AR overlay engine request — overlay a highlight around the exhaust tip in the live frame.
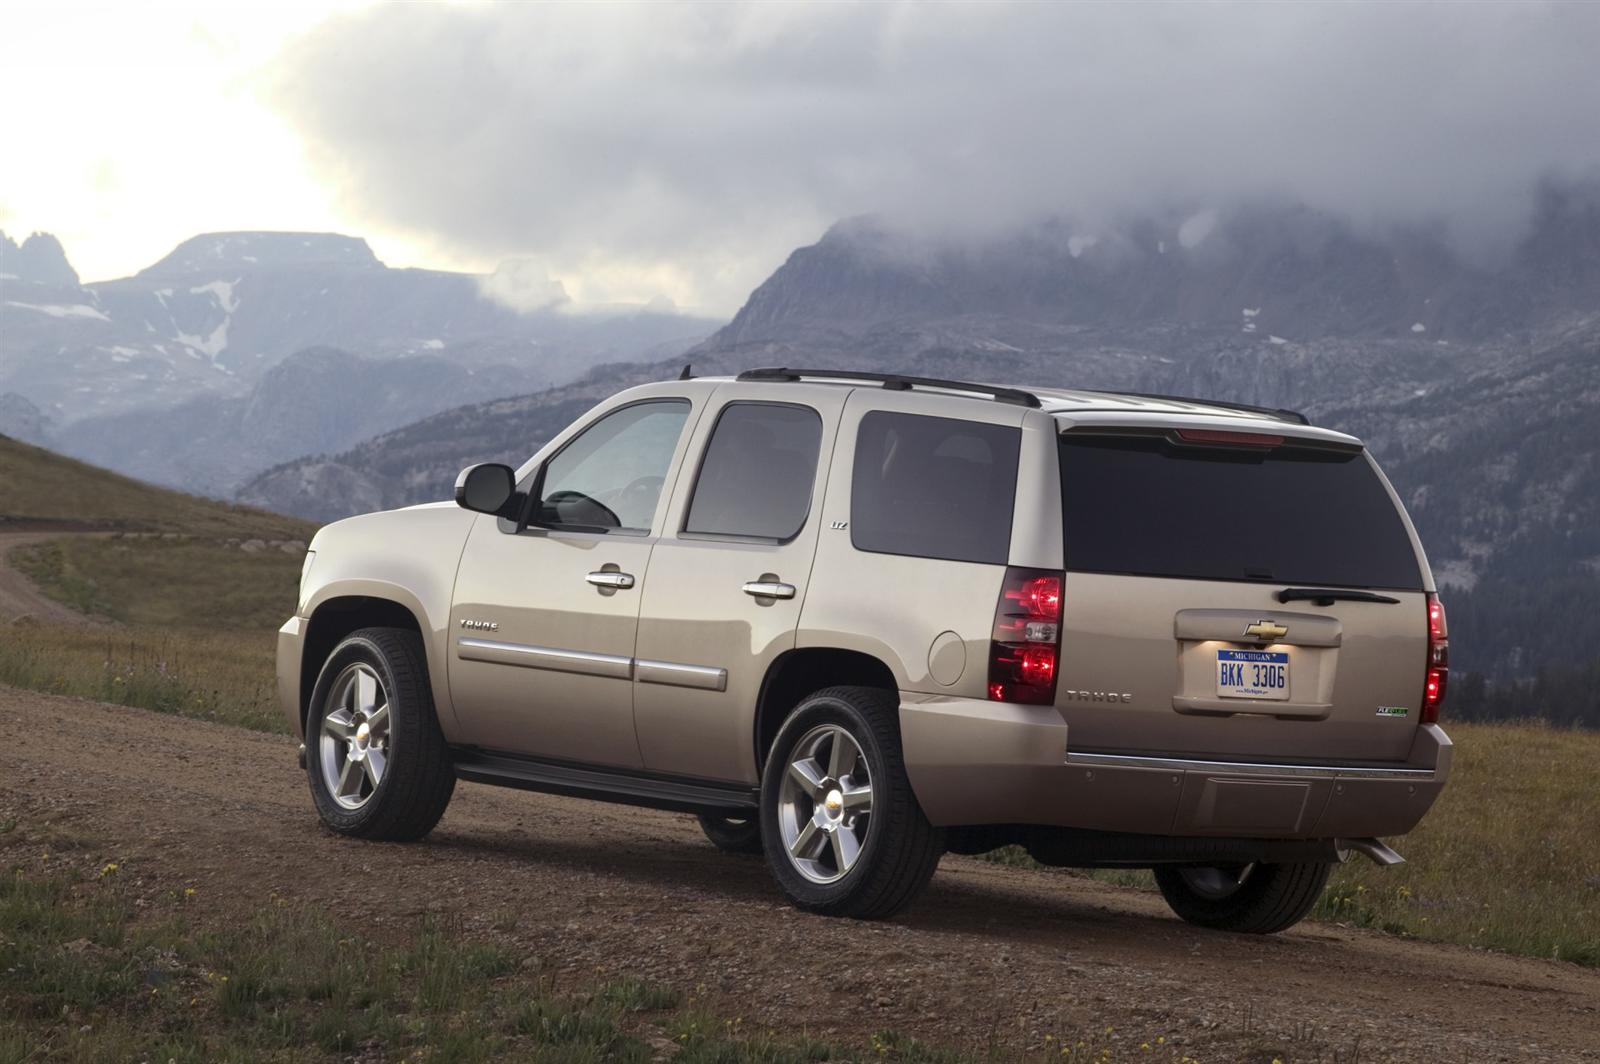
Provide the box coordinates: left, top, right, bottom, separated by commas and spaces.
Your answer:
1341, 837, 1405, 866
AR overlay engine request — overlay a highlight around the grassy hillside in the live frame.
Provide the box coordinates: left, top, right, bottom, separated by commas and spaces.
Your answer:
1, 435, 315, 731
3, 437, 1597, 972
0, 434, 314, 538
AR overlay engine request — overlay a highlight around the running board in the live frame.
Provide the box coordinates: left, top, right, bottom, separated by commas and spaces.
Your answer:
451, 748, 759, 816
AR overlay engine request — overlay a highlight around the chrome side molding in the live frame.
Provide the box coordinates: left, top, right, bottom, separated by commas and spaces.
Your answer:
456, 637, 726, 691
635, 658, 728, 692
457, 637, 634, 680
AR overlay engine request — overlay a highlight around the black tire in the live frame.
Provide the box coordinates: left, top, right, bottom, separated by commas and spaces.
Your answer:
1153, 861, 1332, 934
759, 686, 943, 919
306, 627, 455, 841
697, 814, 763, 855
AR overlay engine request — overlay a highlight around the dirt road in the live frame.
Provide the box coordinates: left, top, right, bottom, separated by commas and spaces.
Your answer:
2, 688, 1596, 1061
0, 532, 96, 625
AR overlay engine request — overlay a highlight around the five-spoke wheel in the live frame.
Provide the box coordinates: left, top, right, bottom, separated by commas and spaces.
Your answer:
760, 686, 942, 918
306, 627, 455, 840
777, 724, 874, 883
319, 662, 391, 810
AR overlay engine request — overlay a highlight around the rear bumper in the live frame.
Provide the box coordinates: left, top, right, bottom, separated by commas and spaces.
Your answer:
277, 615, 306, 741
899, 693, 1451, 839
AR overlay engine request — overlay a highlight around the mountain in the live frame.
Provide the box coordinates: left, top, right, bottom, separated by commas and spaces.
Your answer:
0, 393, 51, 446
0, 231, 79, 287
0, 229, 715, 489
55, 347, 535, 496
241, 182, 1600, 707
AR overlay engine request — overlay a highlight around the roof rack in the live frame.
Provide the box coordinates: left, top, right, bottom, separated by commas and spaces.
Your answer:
735, 367, 1042, 408
1109, 390, 1311, 426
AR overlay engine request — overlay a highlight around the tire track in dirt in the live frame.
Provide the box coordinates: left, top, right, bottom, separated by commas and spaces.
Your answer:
2, 687, 1596, 1061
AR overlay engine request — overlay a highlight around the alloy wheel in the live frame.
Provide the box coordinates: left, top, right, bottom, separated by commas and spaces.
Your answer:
318, 663, 391, 810
776, 723, 874, 884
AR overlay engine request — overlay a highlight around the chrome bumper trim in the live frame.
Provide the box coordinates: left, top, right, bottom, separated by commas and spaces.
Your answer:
1065, 751, 1436, 781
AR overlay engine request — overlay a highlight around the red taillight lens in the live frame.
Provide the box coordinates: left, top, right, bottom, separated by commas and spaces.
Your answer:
1011, 574, 1062, 621
1422, 592, 1448, 723
988, 567, 1064, 704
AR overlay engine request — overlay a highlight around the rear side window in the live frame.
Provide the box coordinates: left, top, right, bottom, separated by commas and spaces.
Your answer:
685, 402, 823, 540
1058, 435, 1423, 589
852, 411, 1020, 564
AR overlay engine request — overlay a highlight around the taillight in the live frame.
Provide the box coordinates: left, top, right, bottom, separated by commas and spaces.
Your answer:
1174, 428, 1284, 448
988, 568, 1064, 704
1422, 592, 1448, 723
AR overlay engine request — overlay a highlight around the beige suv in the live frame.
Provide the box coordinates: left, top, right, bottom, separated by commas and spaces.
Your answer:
278, 368, 1451, 932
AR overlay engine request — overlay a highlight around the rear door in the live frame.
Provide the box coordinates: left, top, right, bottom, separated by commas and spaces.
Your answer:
1054, 425, 1431, 764
632, 387, 845, 783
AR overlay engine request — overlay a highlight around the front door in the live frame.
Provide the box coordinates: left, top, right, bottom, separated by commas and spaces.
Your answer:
633, 388, 844, 783
449, 397, 696, 766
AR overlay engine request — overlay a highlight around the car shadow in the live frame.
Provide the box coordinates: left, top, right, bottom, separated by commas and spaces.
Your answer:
414, 818, 1282, 955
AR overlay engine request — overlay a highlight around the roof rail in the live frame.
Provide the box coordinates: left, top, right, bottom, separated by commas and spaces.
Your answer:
1110, 390, 1311, 426
735, 367, 1042, 408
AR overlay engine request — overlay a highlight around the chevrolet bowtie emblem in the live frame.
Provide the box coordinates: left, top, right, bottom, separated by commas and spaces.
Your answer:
1244, 619, 1289, 640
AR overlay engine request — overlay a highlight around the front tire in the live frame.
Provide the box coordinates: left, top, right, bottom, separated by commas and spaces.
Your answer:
760, 686, 943, 919
306, 627, 455, 841
1153, 861, 1332, 934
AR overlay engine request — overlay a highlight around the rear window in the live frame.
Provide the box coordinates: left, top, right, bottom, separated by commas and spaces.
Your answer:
852, 411, 1020, 565
1058, 434, 1422, 590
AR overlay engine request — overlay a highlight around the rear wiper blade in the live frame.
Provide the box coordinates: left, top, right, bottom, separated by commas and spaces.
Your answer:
1277, 588, 1402, 606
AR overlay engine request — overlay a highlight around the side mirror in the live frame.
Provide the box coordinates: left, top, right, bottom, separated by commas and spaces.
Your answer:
455, 463, 517, 516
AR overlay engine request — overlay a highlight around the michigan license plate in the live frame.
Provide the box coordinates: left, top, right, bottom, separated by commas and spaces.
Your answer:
1217, 649, 1290, 700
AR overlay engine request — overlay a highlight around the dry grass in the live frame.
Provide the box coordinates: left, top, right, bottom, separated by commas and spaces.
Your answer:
0, 435, 314, 539
0, 625, 284, 734
1312, 720, 1600, 965
14, 535, 303, 631
0, 533, 305, 735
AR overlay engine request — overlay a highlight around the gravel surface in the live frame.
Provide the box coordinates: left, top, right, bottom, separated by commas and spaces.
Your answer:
2, 686, 1597, 1061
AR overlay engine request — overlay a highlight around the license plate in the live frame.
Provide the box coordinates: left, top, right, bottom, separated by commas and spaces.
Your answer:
1216, 649, 1290, 700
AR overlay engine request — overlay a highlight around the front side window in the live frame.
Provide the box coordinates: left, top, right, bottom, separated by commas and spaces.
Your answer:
850, 411, 1021, 564
535, 400, 690, 532
685, 402, 823, 541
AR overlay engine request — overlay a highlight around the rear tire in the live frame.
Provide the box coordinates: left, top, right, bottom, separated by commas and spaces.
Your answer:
760, 686, 943, 919
697, 814, 763, 855
1154, 861, 1332, 934
306, 627, 455, 841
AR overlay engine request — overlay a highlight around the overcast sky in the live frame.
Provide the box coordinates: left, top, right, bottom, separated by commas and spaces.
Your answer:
4, 1, 1598, 315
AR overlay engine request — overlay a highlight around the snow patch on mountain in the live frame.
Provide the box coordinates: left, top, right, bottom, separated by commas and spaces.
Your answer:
3, 300, 109, 320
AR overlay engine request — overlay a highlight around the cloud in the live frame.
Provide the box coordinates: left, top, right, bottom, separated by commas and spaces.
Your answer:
266, 1, 1600, 315
478, 258, 569, 313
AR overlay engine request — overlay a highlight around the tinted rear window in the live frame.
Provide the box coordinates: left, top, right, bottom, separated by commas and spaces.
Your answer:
852, 411, 1020, 565
1058, 435, 1422, 590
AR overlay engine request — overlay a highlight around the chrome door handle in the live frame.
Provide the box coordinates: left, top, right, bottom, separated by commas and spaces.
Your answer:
742, 580, 796, 600
586, 570, 636, 590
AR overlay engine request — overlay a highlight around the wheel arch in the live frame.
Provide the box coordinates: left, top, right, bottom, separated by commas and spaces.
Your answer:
753, 647, 898, 775
301, 593, 434, 734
